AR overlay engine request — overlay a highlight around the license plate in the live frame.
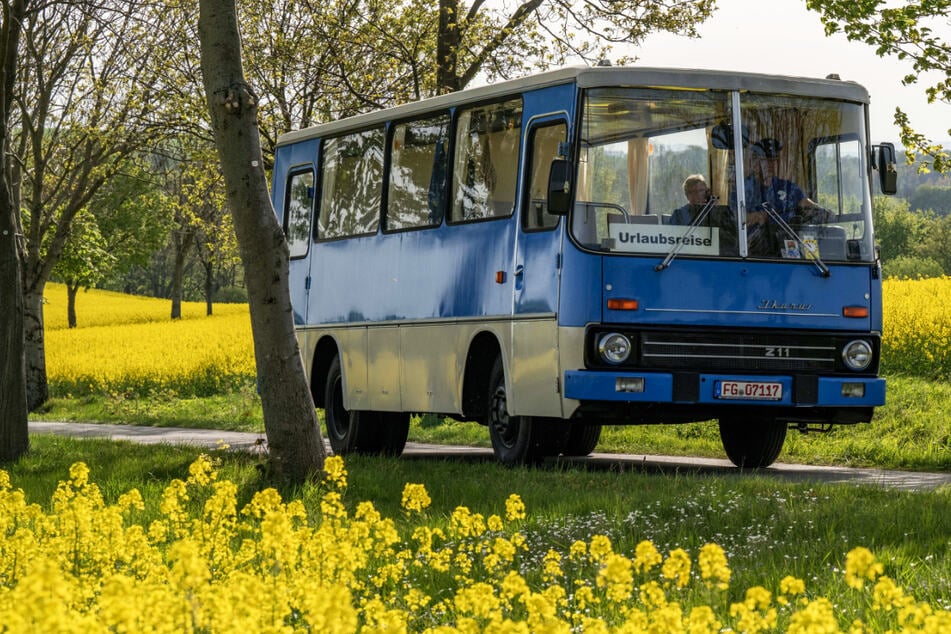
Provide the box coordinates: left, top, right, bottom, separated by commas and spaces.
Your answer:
715, 380, 783, 401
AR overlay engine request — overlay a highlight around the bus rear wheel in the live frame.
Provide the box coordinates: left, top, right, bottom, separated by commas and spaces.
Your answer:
324, 356, 408, 456
718, 417, 787, 468
369, 412, 410, 456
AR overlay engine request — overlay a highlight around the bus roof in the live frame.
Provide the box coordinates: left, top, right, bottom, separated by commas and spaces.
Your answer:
275, 66, 870, 146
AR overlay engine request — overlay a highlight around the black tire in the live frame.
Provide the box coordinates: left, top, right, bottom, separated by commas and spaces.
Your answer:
373, 412, 410, 456
562, 423, 602, 457
718, 417, 787, 468
486, 357, 566, 465
323, 356, 372, 455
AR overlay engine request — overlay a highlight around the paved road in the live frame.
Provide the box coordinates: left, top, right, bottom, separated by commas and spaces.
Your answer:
29, 421, 951, 492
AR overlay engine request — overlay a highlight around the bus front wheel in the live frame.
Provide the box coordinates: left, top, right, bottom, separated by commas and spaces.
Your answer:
486, 357, 566, 465
718, 417, 787, 468
562, 423, 602, 457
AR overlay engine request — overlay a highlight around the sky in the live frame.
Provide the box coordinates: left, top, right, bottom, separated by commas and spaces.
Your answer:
625, 0, 949, 145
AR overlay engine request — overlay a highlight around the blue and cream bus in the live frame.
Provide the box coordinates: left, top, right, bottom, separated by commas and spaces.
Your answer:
272, 66, 896, 467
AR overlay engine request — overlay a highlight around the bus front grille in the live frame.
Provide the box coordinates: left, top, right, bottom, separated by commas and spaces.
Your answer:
639, 331, 838, 373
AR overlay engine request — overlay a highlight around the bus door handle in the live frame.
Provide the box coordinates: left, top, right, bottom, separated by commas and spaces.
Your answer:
514, 264, 524, 291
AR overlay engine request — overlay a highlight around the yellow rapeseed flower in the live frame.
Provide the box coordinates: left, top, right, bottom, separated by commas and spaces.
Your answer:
504, 494, 526, 522
845, 546, 884, 589
323, 455, 348, 489
786, 597, 838, 633
687, 605, 722, 634
698, 543, 731, 590
0, 459, 948, 633
401, 483, 432, 514
633, 539, 663, 573
588, 534, 613, 562
662, 548, 692, 589
596, 553, 633, 603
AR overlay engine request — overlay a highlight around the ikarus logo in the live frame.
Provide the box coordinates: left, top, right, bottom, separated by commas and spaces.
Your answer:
757, 299, 814, 311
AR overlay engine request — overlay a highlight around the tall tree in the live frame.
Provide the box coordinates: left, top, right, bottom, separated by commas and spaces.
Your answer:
198, 0, 325, 480
14, 0, 167, 408
807, 0, 951, 173
231, 0, 717, 162
0, 0, 29, 462
53, 209, 115, 328
79, 159, 175, 298
431, 0, 716, 94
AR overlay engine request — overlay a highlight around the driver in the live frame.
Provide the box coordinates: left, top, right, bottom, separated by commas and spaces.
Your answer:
742, 138, 826, 227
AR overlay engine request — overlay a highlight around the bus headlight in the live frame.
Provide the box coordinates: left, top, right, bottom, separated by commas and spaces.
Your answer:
842, 340, 873, 371
598, 333, 632, 365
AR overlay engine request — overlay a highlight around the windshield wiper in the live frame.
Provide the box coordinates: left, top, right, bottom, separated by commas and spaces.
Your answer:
758, 203, 830, 277
655, 196, 719, 272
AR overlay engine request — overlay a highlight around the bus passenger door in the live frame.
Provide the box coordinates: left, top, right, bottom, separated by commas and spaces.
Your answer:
511, 117, 568, 417
281, 164, 318, 326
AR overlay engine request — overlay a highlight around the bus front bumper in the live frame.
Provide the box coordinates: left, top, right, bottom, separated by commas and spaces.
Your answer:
563, 371, 885, 408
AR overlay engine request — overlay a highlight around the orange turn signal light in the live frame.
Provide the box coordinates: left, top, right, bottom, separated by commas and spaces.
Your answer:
495, 271, 506, 284
607, 298, 639, 311
842, 306, 869, 318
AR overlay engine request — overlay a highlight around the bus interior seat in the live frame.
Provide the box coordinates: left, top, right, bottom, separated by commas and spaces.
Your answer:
815, 225, 847, 260
573, 202, 599, 245
491, 200, 515, 217
628, 215, 660, 225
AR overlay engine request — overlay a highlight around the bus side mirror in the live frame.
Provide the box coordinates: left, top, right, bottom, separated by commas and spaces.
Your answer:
547, 159, 572, 215
874, 142, 898, 195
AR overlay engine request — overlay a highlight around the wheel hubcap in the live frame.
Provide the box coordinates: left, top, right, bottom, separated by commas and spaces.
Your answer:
329, 377, 349, 440
490, 384, 517, 448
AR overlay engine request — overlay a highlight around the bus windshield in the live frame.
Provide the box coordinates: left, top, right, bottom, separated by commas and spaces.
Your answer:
572, 87, 875, 263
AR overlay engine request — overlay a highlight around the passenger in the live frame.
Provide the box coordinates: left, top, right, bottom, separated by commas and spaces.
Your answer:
669, 174, 710, 225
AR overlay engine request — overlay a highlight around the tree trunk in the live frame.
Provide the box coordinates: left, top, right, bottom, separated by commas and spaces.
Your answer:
66, 279, 79, 328
436, 0, 461, 94
169, 232, 191, 319
0, 183, 29, 461
204, 259, 214, 316
1, 0, 30, 460
23, 286, 48, 410
197, 0, 325, 481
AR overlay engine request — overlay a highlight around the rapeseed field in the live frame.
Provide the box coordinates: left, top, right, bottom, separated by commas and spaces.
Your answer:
881, 277, 951, 379
1, 455, 947, 632
42, 277, 951, 398
44, 283, 255, 397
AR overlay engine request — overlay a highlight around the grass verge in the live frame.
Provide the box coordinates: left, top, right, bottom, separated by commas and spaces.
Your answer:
31, 375, 951, 471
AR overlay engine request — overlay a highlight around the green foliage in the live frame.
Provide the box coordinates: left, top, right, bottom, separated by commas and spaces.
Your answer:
873, 196, 951, 274
909, 185, 951, 215
214, 286, 248, 303
884, 255, 945, 279
807, 0, 951, 172
917, 213, 951, 273
873, 196, 923, 261
53, 211, 116, 290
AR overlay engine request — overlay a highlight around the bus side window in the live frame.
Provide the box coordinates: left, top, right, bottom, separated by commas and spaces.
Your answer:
387, 113, 450, 230
524, 122, 567, 230
284, 169, 314, 258
450, 98, 522, 222
318, 128, 384, 240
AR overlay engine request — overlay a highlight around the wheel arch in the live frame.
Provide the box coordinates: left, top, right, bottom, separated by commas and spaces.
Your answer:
461, 330, 503, 421
311, 335, 340, 408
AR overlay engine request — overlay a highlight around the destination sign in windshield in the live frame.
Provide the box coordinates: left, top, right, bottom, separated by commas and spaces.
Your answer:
608, 224, 720, 256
